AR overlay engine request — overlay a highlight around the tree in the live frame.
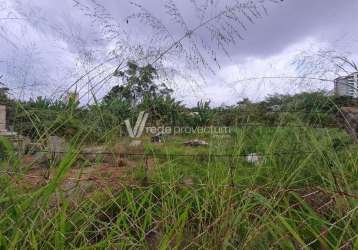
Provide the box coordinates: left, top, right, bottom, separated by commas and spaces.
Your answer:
104, 61, 172, 106
103, 61, 183, 126
191, 100, 212, 127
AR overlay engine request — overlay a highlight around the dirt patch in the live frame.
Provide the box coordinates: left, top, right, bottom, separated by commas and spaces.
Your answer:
294, 188, 335, 217
12, 164, 137, 200
12, 168, 50, 188
14, 146, 147, 193
60, 164, 130, 193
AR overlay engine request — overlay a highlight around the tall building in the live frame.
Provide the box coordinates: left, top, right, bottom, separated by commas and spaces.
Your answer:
334, 72, 358, 98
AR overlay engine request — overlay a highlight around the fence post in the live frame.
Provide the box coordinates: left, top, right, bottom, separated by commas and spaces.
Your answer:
229, 157, 235, 187
143, 154, 149, 185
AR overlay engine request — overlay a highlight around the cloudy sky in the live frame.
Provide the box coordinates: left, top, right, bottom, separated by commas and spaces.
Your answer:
0, 0, 357, 106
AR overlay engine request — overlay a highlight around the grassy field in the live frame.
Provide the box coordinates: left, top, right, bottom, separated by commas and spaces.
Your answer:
1, 126, 358, 249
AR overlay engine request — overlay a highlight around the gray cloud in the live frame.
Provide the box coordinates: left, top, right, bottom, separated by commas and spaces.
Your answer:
0, 0, 357, 103
227, 0, 358, 59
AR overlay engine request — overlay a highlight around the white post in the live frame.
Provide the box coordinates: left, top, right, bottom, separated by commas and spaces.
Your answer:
0, 105, 6, 132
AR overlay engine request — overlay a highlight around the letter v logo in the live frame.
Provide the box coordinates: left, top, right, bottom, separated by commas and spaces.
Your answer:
125, 111, 149, 138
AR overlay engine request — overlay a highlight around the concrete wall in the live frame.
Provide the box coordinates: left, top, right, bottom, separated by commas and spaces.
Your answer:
0, 105, 6, 131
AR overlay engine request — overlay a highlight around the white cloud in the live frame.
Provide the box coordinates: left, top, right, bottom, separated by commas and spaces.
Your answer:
180, 38, 339, 106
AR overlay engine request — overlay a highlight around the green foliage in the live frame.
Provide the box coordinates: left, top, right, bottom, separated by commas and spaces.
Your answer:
187, 100, 212, 127
1, 127, 358, 249
105, 61, 171, 106
5, 62, 357, 143
100, 99, 131, 126
103, 61, 183, 128
140, 95, 184, 126
209, 92, 350, 128
0, 137, 13, 162
8, 89, 355, 142
13, 96, 80, 139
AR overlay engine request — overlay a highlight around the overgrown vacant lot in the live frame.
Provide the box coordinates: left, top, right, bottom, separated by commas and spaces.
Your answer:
1, 0, 357, 249
1, 127, 358, 249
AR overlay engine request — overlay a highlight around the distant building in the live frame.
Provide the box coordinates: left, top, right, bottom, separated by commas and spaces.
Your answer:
334, 72, 358, 98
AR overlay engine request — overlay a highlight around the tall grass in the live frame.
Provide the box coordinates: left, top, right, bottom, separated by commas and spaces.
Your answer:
1, 124, 358, 249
